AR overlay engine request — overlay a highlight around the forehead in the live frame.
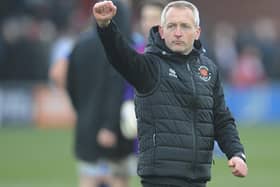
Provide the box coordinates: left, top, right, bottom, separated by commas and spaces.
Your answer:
165, 6, 195, 24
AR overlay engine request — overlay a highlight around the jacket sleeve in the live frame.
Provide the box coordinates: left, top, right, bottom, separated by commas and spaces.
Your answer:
96, 21, 158, 93
100, 0, 129, 131
213, 71, 245, 160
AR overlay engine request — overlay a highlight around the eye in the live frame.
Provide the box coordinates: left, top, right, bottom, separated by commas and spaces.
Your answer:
167, 24, 176, 30
181, 24, 192, 30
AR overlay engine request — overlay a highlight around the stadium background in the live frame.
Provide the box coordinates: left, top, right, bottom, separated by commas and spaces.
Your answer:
0, 0, 279, 186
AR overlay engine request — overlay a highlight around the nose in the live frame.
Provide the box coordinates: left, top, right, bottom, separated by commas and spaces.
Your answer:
174, 26, 182, 37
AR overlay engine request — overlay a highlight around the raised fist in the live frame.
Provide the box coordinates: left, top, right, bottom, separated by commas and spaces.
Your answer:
93, 1, 117, 28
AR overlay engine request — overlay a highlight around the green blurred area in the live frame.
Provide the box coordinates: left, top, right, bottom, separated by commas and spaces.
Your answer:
0, 126, 279, 187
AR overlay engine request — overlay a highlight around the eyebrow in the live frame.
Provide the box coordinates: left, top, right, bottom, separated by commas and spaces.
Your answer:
166, 22, 192, 26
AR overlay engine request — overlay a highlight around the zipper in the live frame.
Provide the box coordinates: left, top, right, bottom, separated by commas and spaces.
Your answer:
152, 131, 156, 167
187, 62, 198, 174
153, 133, 156, 146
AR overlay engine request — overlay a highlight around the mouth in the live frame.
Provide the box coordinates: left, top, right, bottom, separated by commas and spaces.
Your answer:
172, 41, 184, 45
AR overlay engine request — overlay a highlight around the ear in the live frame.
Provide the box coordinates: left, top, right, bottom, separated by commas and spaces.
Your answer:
159, 26, 164, 39
195, 26, 201, 40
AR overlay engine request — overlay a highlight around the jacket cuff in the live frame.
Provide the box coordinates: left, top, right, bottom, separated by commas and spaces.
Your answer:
233, 152, 246, 163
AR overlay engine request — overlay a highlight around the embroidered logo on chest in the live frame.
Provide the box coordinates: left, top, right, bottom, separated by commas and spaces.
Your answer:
168, 68, 178, 78
198, 65, 211, 81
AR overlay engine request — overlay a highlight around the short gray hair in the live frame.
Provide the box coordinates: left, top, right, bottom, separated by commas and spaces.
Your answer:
160, 1, 200, 27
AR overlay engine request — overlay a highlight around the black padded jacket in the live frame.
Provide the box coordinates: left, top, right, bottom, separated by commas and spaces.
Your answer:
97, 21, 245, 182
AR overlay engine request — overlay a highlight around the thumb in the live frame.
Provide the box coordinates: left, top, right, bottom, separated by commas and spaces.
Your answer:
228, 159, 235, 167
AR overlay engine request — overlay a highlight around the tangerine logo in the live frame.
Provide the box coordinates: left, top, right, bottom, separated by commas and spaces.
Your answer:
198, 65, 211, 81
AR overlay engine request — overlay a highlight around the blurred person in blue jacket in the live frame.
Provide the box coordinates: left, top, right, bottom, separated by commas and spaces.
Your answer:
62, 1, 135, 187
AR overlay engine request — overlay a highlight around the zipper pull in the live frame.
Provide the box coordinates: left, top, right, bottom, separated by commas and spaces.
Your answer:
153, 133, 156, 146
187, 63, 191, 71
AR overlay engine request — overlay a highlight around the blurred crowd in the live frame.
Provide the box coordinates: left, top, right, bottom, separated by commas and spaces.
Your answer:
0, 0, 87, 82
0, 0, 279, 87
209, 18, 280, 87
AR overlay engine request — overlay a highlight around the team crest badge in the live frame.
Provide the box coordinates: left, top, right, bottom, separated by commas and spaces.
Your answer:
198, 66, 211, 81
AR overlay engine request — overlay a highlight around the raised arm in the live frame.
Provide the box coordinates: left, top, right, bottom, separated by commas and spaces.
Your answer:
92, 1, 159, 93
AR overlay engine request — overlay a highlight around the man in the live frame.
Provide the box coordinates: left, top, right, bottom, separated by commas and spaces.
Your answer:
93, 1, 248, 187
66, 1, 134, 187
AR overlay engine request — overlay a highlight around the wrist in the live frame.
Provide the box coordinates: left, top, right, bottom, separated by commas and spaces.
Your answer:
98, 20, 111, 28
234, 152, 246, 163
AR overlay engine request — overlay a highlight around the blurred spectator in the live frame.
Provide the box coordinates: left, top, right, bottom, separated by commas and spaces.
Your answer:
230, 44, 267, 88
0, 16, 54, 82
49, 34, 75, 88
0, 0, 60, 82
132, 0, 168, 75
139, 0, 167, 40
212, 22, 238, 82
64, 1, 135, 187
253, 18, 280, 80
49, 5, 76, 88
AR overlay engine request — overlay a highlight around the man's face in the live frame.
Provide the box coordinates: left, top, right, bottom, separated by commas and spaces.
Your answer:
141, 5, 162, 39
159, 7, 201, 54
